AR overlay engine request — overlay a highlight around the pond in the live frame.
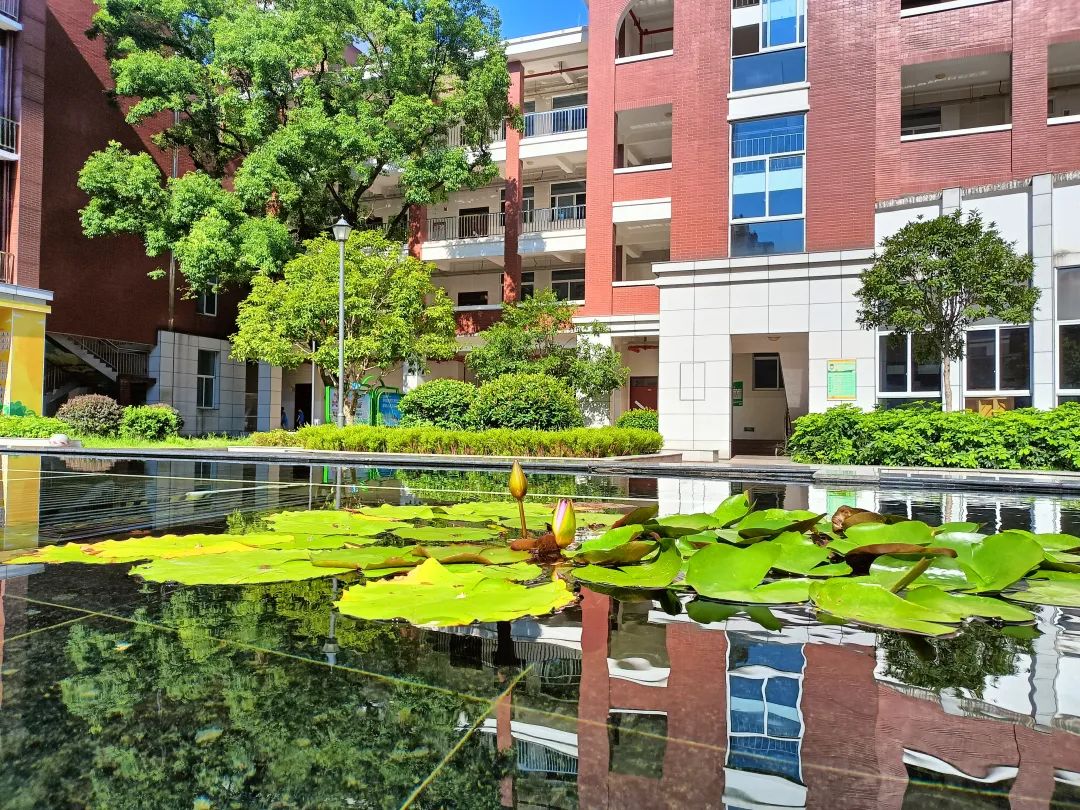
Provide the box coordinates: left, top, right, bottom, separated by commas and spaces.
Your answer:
0, 454, 1078, 809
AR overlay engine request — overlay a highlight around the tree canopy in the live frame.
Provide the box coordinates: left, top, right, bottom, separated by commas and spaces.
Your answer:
229, 229, 457, 420
77, 0, 514, 290
465, 290, 630, 403
856, 211, 1039, 410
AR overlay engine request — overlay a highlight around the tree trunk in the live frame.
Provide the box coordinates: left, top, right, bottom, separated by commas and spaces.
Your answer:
942, 355, 954, 412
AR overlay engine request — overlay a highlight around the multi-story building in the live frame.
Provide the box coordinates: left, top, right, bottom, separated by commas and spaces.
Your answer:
382, 0, 1080, 460
0, 0, 50, 419
31, 0, 1080, 455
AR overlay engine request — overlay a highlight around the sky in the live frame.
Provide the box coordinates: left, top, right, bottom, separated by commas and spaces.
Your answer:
493, 0, 588, 38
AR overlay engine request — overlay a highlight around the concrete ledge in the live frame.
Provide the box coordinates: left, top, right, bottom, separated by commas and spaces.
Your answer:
0, 437, 82, 450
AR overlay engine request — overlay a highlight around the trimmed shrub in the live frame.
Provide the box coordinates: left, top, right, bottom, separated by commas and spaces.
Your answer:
252, 424, 664, 458
56, 394, 124, 437
468, 373, 583, 431
398, 379, 477, 430
120, 404, 185, 441
616, 408, 659, 432
0, 414, 69, 438
787, 402, 1080, 471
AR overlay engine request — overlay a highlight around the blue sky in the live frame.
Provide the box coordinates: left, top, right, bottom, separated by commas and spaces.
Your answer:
494, 1, 588, 37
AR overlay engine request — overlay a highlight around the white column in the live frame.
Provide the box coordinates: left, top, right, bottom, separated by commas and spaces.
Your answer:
256, 363, 283, 432
402, 362, 424, 393
1032, 173, 1055, 409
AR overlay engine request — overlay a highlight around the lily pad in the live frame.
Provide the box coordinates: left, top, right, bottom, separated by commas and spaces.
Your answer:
354, 504, 436, 521
960, 532, 1045, 593
711, 492, 753, 527
310, 547, 422, 571
842, 521, 935, 548
437, 501, 552, 523
261, 534, 385, 550
1007, 579, 1080, 607
904, 586, 1034, 623
335, 559, 576, 626
686, 600, 782, 631
684, 542, 780, 597
735, 510, 824, 539
1032, 533, 1080, 552
131, 550, 353, 584
767, 533, 833, 576
8, 534, 284, 565
566, 525, 656, 564
612, 504, 660, 528
934, 522, 982, 534
391, 525, 504, 544
366, 561, 543, 582
266, 511, 409, 536
655, 513, 729, 535
808, 580, 957, 636
572, 541, 682, 589
412, 545, 530, 565
696, 579, 814, 605
868, 555, 974, 591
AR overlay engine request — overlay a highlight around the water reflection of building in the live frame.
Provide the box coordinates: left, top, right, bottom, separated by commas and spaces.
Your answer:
465, 590, 1080, 809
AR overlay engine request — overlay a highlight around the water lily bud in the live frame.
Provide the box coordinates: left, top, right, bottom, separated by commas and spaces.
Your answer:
552, 499, 577, 548
509, 461, 528, 500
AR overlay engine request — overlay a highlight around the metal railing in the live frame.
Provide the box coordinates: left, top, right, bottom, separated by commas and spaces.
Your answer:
0, 116, 17, 154
0, 0, 18, 22
446, 122, 506, 149
522, 205, 586, 233
428, 211, 505, 241
523, 105, 588, 138
515, 740, 579, 776
0, 250, 13, 284
52, 332, 153, 378
733, 0, 760, 7
732, 130, 804, 159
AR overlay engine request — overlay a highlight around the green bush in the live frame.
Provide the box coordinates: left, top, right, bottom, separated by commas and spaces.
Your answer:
56, 394, 124, 437
616, 408, 659, 432
121, 404, 185, 441
0, 414, 69, 438
398, 379, 477, 430
787, 402, 1080, 471
252, 424, 663, 458
468, 373, 583, 431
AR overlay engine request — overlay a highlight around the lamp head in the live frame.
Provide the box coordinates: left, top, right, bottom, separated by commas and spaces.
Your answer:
332, 216, 353, 243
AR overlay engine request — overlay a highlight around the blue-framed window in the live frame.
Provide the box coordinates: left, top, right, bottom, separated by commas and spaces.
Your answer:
732, 0, 806, 92
731, 114, 805, 256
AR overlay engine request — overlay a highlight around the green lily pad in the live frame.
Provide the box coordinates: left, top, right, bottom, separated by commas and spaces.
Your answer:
310, 547, 422, 571
808, 580, 957, 636
842, 521, 935, 548
735, 510, 824, 539
131, 550, 352, 584
960, 532, 1045, 593
437, 501, 552, 523
684, 542, 779, 596
1032, 533, 1080, 552
686, 600, 782, 631
354, 504, 436, 521
934, 522, 982, 535
391, 525, 504, 544
335, 559, 576, 626
696, 579, 814, 605
366, 561, 543, 582
904, 586, 1034, 623
412, 545, 530, 565
566, 525, 656, 564
261, 534, 385, 550
266, 511, 409, 537
1028, 570, 1080, 581
8, 534, 284, 565
612, 504, 660, 528
868, 555, 973, 591
767, 533, 832, 576
711, 492, 753, 527
674, 531, 722, 557
1007, 579, 1080, 607
572, 541, 682, 589
577, 511, 630, 528
655, 513, 729, 535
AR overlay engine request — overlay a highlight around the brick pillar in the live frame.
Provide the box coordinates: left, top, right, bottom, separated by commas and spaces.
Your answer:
502, 60, 525, 303
407, 204, 426, 260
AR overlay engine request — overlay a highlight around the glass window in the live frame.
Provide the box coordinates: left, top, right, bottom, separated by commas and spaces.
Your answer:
911, 334, 942, 393
521, 271, 535, 300
550, 181, 586, 220
1059, 266, 1080, 321
197, 350, 218, 409
732, 114, 805, 159
999, 327, 1030, 391
966, 329, 996, 390
753, 354, 782, 389
732, 160, 766, 219
878, 333, 942, 396
196, 287, 218, 317
1061, 324, 1080, 390
551, 268, 585, 302
731, 220, 805, 257
732, 48, 806, 93
457, 291, 488, 307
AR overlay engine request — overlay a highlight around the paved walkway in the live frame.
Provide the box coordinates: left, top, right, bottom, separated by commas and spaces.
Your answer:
12, 443, 1080, 496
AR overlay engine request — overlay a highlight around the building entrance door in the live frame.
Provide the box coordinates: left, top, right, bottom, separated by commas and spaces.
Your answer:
629, 376, 658, 411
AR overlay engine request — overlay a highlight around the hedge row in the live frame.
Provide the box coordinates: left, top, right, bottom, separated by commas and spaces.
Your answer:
788, 402, 1080, 471
0, 414, 69, 439
252, 424, 664, 458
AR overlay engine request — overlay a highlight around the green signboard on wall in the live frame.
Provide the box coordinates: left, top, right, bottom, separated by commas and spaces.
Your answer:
733, 381, 744, 407
827, 359, 857, 401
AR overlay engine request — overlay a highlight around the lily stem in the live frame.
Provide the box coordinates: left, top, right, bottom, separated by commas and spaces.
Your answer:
889, 557, 933, 594
516, 498, 528, 540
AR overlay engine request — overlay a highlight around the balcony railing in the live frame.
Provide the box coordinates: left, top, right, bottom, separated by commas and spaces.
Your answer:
0, 116, 17, 154
0, 250, 12, 284
523, 106, 588, 138
429, 212, 505, 241
522, 205, 587, 233
454, 306, 502, 335
446, 123, 506, 149
0, 0, 18, 22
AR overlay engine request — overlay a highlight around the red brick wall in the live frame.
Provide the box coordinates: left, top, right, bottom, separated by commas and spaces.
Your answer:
40, 0, 241, 345
612, 168, 671, 202
10, 0, 45, 289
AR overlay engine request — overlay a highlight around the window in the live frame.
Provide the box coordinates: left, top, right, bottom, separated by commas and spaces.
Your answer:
458, 206, 492, 237
900, 53, 1012, 137
616, 0, 674, 59
731, 0, 806, 92
197, 350, 218, 409
550, 181, 586, 222
752, 353, 783, 390
965, 324, 1030, 392
196, 286, 218, 317
1059, 267, 1080, 395
457, 291, 489, 307
1049, 42, 1080, 120
501, 185, 535, 225
878, 333, 941, 399
731, 114, 805, 257
521, 271, 535, 300
551, 268, 586, 302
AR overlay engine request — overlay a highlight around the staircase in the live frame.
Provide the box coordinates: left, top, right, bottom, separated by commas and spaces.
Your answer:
49, 333, 153, 382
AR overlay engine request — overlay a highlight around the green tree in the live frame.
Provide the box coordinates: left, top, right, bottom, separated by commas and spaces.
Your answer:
229, 229, 457, 422
76, 0, 514, 291
466, 290, 630, 404
856, 211, 1039, 411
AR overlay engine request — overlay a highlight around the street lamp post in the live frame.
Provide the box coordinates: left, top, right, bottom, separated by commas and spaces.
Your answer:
331, 216, 352, 429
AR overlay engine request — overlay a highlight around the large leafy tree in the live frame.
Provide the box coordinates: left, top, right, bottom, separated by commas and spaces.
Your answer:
856, 211, 1039, 411
76, 0, 513, 291
466, 290, 630, 403
230, 229, 457, 421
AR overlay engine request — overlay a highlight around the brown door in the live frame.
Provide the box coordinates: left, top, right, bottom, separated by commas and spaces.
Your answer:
629, 376, 658, 411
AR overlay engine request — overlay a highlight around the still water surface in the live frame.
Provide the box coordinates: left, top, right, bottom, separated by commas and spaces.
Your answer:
0, 454, 1078, 809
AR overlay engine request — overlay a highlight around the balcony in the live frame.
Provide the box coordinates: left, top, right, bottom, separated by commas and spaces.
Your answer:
1049, 41, 1080, 125
454, 305, 502, 335
900, 53, 1012, 141
0, 116, 17, 157
0, 0, 18, 28
0, 250, 12, 284
523, 106, 588, 138
522, 205, 587, 234
429, 212, 505, 242
446, 106, 589, 164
